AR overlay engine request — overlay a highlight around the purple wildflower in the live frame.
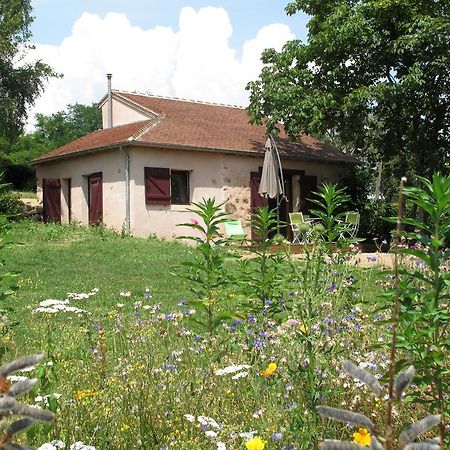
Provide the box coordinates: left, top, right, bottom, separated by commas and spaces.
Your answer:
272, 432, 283, 441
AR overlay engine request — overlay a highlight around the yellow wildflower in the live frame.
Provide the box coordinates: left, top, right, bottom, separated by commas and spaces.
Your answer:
299, 324, 308, 334
245, 436, 267, 450
260, 362, 277, 376
352, 428, 371, 446
120, 423, 130, 432
73, 389, 97, 401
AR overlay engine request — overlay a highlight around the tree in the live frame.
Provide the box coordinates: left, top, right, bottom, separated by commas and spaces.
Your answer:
247, 0, 450, 200
34, 103, 102, 149
0, 0, 56, 141
0, 103, 102, 190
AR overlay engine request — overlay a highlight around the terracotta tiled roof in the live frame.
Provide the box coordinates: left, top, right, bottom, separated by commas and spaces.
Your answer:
33, 91, 358, 164
33, 120, 154, 163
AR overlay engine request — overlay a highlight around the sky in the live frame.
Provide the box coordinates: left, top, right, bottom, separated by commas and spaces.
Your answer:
27, 1, 309, 128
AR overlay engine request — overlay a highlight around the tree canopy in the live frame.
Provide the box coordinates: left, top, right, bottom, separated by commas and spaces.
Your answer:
247, 0, 450, 199
34, 103, 103, 150
0, 0, 56, 141
0, 103, 102, 190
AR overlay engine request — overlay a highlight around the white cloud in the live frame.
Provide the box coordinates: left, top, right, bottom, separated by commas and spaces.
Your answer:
27, 6, 294, 128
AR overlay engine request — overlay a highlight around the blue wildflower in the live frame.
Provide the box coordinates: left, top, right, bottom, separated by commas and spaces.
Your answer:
253, 338, 262, 350
272, 432, 283, 441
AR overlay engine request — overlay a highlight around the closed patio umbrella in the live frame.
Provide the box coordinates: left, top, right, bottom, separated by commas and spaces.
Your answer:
258, 135, 284, 199
258, 134, 285, 231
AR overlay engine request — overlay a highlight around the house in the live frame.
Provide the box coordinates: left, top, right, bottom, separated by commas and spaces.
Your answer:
32, 85, 357, 239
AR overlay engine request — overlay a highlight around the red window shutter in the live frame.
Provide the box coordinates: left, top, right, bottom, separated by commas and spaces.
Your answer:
145, 167, 171, 205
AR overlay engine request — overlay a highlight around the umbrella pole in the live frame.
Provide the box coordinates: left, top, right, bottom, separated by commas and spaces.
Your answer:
277, 194, 280, 234
270, 134, 284, 235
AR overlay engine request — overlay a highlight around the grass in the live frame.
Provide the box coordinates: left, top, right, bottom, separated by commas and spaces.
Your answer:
0, 221, 442, 450
4, 220, 193, 313
13, 190, 37, 199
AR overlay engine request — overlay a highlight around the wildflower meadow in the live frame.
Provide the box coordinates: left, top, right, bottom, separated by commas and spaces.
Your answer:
0, 175, 448, 450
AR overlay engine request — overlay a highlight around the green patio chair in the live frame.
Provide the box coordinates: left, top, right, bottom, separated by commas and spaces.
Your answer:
289, 212, 312, 244
224, 219, 246, 243
340, 211, 360, 238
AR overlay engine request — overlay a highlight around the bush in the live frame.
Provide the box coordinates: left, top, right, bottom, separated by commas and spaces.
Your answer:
358, 199, 396, 243
2, 162, 36, 191
0, 174, 22, 217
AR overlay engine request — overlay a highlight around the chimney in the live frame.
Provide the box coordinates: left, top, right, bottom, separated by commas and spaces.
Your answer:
107, 73, 113, 128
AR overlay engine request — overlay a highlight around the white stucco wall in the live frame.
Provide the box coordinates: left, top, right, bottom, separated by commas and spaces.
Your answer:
36, 150, 126, 230
101, 97, 150, 129
35, 146, 349, 239
128, 147, 225, 239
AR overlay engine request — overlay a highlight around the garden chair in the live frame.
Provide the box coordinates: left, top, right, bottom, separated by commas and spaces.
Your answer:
340, 211, 360, 238
289, 212, 312, 244
224, 219, 246, 244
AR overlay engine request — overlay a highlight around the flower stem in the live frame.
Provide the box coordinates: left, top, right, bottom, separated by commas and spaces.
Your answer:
385, 177, 406, 450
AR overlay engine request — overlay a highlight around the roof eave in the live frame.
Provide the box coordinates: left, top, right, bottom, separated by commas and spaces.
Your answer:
131, 141, 359, 165
31, 142, 128, 165
31, 140, 358, 165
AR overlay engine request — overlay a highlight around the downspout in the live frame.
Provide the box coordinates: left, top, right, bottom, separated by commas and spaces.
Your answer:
119, 145, 130, 233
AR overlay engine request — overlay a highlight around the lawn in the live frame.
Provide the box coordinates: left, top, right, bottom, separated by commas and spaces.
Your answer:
1, 218, 447, 450
4, 220, 193, 315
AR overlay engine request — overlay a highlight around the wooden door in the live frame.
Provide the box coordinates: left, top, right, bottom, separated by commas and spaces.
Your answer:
269, 174, 292, 238
250, 172, 268, 239
88, 173, 103, 225
299, 175, 318, 213
43, 178, 61, 223
67, 178, 71, 223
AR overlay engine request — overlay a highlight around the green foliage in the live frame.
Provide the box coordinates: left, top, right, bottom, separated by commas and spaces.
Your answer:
0, 0, 56, 141
247, 0, 450, 202
3, 220, 193, 312
309, 182, 357, 249
236, 207, 289, 316
0, 102, 102, 190
317, 174, 449, 449
339, 165, 371, 214
0, 214, 19, 304
394, 173, 450, 445
0, 172, 22, 216
2, 219, 430, 449
359, 199, 397, 243
177, 198, 234, 335
34, 103, 102, 150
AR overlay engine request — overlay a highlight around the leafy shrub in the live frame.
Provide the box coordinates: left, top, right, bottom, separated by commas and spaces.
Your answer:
0, 173, 22, 217
358, 199, 397, 243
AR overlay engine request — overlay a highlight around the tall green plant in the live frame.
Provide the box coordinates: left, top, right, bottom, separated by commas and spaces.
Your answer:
286, 223, 350, 448
238, 207, 288, 316
316, 177, 445, 450
309, 183, 352, 245
394, 173, 450, 446
0, 215, 18, 303
177, 198, 233, 335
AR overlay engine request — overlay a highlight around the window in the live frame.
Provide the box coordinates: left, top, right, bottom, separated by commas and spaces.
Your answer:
171, 170, 189, 204
145, 167, 190, 205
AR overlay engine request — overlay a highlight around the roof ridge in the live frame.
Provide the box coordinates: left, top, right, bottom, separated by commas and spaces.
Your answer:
128, 116, 164, 141
113, 89, 246, 110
